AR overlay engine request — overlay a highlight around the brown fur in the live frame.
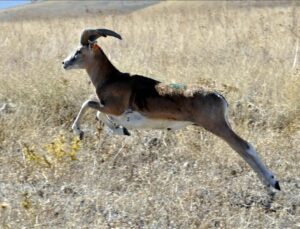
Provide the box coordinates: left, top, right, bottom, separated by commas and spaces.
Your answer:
84, 46, 225, 121
64, 41, 280, 191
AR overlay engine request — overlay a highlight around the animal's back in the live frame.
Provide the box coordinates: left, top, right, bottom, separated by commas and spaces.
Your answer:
128, 74, 222, 121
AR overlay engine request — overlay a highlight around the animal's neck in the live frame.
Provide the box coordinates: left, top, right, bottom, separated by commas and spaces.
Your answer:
86, 51, 120, 88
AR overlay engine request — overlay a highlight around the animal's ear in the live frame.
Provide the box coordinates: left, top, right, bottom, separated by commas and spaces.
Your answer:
88, 41, 101, 55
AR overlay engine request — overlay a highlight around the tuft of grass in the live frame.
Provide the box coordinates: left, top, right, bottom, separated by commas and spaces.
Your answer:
21, 192, 32, 210
22, 134, 81, 168
23, 144, 48, 167
45, 135, 80, 161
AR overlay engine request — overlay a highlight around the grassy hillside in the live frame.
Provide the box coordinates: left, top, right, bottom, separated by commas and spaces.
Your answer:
0, 1, 158, 21
0, 1, 299, 228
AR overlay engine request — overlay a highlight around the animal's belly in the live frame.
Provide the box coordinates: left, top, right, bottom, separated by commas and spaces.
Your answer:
110, 110, 192, 130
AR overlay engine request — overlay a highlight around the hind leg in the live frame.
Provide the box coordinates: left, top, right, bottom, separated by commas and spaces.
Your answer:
194, 93, 280, 191
96, 111, 130, 136
198, 118, 280, 191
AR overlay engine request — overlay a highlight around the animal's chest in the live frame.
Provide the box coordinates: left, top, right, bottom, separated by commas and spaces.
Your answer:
110, 110, 192, 130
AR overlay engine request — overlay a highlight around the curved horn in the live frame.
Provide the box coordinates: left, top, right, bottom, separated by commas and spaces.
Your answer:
80, 28, 122, 45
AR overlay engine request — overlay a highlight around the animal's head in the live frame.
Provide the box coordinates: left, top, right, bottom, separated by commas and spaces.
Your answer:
62, 28, 122, 70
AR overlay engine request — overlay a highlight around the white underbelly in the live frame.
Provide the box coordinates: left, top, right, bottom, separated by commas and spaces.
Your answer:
110, 110, 192, 130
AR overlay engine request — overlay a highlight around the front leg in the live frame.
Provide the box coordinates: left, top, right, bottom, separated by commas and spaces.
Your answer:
72, 99, 104, 139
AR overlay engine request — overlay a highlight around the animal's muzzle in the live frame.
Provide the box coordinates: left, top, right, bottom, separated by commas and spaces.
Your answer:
62, 61, 70, 70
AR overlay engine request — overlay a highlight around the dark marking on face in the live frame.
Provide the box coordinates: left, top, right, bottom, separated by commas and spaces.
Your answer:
74, 50, 81, 56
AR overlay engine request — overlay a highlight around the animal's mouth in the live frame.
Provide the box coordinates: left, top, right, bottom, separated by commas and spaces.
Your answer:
62, 61, 71, 70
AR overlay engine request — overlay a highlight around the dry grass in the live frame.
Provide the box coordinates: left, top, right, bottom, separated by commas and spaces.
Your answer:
0, 1, 299, 228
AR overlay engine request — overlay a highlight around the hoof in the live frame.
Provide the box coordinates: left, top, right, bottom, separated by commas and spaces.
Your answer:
274, 181, 281, 191
79, 131, 84, 140
123, 128, 131, 136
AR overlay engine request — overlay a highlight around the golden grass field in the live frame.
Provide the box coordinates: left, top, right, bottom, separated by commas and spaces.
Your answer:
0, 1, 299, 228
